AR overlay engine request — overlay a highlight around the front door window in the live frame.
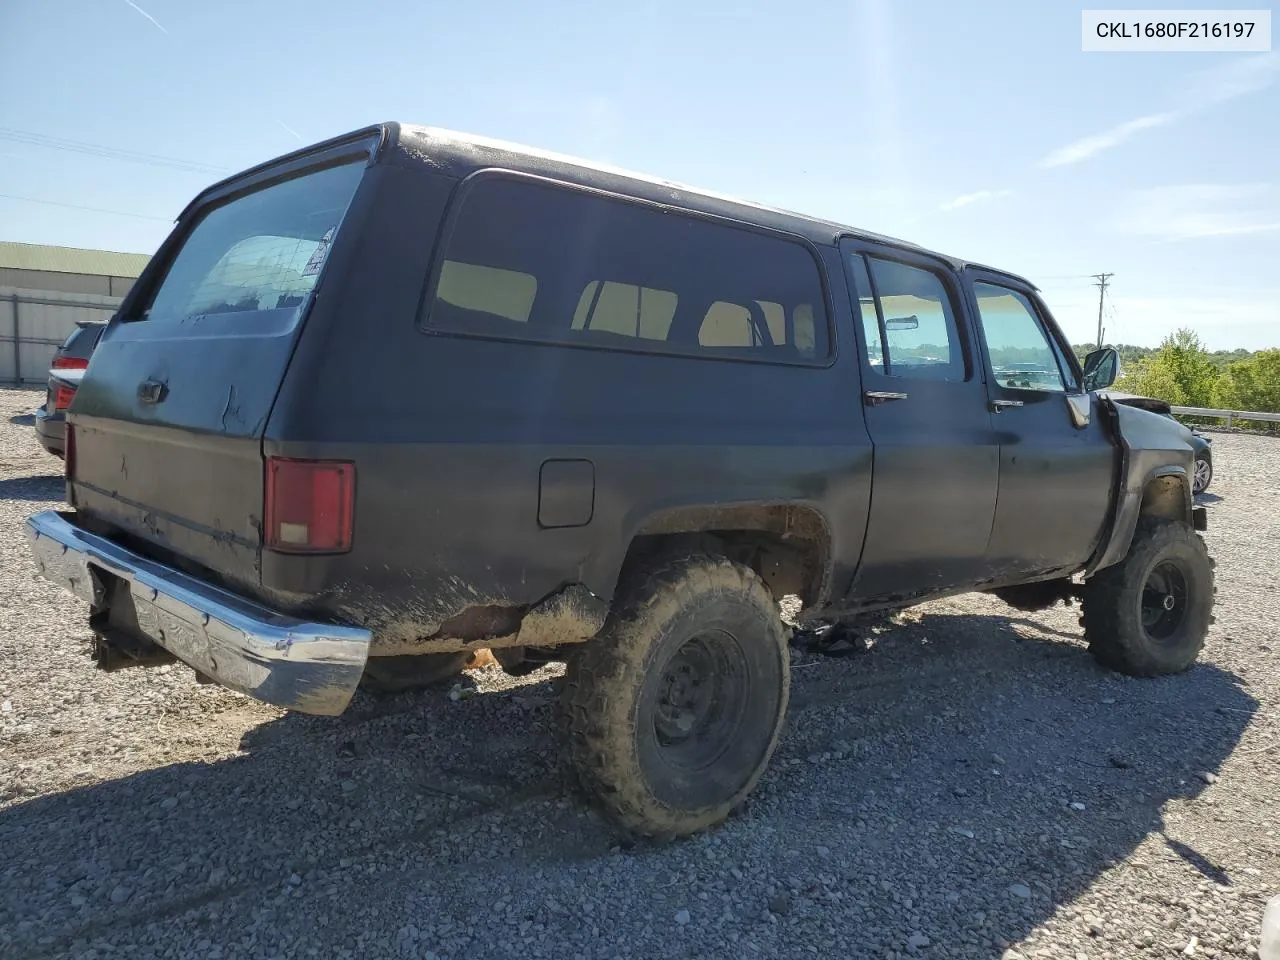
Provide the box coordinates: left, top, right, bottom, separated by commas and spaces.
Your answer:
972, 282, 1073, 392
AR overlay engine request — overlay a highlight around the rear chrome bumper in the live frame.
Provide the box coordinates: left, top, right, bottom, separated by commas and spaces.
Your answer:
26, 510, 370, 716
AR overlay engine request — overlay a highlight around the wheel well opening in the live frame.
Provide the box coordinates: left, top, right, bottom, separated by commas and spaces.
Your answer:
619, 504, 831, 608
1139, 474, 1190, 525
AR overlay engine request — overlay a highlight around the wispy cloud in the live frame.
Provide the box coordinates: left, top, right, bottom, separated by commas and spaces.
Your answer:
276, 120, 303, 141
1039, 52, 1279, 168
1041, 113, 1175, 168
939, 188, 1013, 212
1112, 183, 1280, 242
1184, 52, 1280, 109
122, 0, 167, 33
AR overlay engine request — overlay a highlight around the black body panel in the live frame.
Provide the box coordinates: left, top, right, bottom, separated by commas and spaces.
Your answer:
964, 271, 1115, 578
839, 240, 1000, 601
263, 172, 875, 633
67, 133, 381, 595
64, 121, 1129, 647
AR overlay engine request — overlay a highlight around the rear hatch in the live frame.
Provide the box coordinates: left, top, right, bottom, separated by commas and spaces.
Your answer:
68, 136, 376, 592
53, 321, 107, 371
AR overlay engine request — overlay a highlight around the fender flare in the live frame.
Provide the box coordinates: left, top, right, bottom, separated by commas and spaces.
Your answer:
1084, 397, 1196, 577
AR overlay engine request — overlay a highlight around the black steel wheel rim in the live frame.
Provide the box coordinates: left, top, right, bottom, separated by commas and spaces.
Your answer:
1141, 559, 1189, 642
650, 629, 749, 772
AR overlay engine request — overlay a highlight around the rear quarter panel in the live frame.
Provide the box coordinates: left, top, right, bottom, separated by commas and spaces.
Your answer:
264, 174, 873, 642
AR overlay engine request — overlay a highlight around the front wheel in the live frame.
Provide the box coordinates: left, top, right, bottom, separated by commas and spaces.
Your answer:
1081, 518, 1214, 676
562, 554, 790, 839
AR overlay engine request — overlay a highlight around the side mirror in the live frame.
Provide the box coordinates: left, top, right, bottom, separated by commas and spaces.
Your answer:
1081, 347, 1119, 392
885, 315, 919, 330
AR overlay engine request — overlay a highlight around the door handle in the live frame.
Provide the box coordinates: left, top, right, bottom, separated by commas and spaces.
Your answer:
137, 379, 168, 405
991, 399, 1024, 412
864, 390, 908, 404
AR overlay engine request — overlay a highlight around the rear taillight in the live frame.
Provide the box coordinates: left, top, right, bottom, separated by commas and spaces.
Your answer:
53, 384, 76, 410
264, 458, 355, 554
52, 356, 89, 371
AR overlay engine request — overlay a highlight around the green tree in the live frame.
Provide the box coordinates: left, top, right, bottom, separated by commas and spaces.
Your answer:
1113, 328, 1218, 406
1213, 348, 1280, 413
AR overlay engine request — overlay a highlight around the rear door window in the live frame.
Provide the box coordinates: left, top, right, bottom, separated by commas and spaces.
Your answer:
850, 253, 967, 381
133, 161, 365, 329
422, 174, 831, 364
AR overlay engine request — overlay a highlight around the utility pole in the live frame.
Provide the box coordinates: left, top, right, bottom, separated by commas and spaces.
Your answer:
1092, 273, 1114, 350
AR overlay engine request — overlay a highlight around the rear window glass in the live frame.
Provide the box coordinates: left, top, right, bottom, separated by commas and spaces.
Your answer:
134, 161, 364, 325
60, 324, 104, 356
423, 176, 830, 363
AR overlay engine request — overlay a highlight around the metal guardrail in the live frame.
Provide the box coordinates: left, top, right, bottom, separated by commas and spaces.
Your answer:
1170, 405, 1280, 426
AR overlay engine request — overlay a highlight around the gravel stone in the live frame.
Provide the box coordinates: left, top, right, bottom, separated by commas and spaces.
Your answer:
0, 392, 1276, 959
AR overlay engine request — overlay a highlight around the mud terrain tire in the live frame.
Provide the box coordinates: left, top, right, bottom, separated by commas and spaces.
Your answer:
562, 554, 789, 839
1082, 517, 1214, 676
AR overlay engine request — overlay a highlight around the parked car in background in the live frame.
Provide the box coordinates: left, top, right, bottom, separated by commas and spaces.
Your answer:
34, 319, 106, 458
1104, 390, 1213, 494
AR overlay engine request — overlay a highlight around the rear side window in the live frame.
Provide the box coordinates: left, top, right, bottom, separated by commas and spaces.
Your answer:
422, 175, 830, 363
133, 161, 365, 326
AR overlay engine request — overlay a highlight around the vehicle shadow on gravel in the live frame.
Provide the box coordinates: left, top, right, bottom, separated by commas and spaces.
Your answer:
0, 474, 64, 502
0, 611, 1257, 957
776, 610, 1257, 950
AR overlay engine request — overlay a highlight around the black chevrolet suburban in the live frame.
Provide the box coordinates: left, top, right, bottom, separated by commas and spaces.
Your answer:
28, 123, 1214, 838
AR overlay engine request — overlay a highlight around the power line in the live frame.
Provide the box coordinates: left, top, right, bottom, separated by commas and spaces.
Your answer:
0, 128, 228, 175
1092, 273, 1114, 349
1104, 300, 1118, 346
0, 192, 172, 221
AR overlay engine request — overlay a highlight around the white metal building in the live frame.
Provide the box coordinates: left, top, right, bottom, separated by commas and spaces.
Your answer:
0, 241, 150, 385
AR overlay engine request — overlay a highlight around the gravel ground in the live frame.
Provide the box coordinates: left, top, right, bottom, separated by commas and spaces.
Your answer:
1, 385, 1278, 960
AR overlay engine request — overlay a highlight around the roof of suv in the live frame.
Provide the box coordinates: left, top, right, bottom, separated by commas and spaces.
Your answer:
387, 124, 1040, 291
184, 121, 1039, 292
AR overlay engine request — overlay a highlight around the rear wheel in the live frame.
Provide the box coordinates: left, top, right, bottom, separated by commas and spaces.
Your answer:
1081, 517, 1213, 676
562, 554, 789, 839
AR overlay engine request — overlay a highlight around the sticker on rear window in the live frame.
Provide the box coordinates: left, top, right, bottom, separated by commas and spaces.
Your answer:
300, 227, 336, 277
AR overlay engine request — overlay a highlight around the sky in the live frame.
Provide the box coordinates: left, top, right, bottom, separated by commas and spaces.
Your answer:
1, 0, 1277, 350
